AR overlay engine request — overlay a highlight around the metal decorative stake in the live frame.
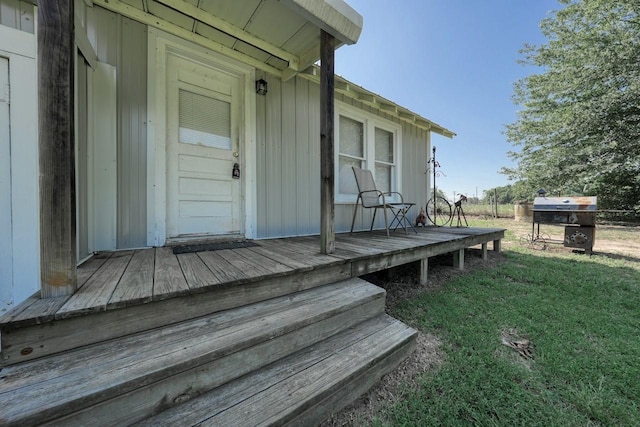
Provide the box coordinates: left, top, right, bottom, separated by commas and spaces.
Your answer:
425, 146, 452, 226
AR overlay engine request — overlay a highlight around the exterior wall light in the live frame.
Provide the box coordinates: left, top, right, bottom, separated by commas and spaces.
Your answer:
255, 78, 268, 95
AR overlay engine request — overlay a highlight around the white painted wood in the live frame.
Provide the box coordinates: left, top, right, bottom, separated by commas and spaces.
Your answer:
281, 0, 363, 45
147, 30, 256, 245
0, 26, 38, 312
0, 56, 12, 314
88, 62, 117, 252
166, 54, 241, 237
74, 10, 97, 69
0, 23, 34, 54
334, 100, 403, 205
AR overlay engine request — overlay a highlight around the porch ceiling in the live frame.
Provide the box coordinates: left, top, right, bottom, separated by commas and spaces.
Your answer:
90, 0, 363, 80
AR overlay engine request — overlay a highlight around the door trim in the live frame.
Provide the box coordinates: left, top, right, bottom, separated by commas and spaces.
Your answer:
147, 29, 257, 246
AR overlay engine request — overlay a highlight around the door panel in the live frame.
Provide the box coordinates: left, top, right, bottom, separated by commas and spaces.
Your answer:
166, 54, 242, 238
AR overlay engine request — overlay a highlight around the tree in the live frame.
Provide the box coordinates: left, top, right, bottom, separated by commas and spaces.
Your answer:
504, 0, 640, 210
482, 185, 518, 205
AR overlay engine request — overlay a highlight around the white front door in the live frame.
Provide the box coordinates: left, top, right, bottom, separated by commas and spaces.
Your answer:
166, 54, 243, 239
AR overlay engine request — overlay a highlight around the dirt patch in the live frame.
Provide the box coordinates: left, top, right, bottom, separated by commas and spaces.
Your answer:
320, 248, 506, 426
320, 332, 443, 427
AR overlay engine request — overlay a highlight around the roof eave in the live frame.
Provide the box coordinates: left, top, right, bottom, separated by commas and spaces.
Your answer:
280, 0, 363, 45
300, 66, 456, 138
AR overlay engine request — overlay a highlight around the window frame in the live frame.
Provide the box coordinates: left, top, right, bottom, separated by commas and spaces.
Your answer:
334, 102, 402, 204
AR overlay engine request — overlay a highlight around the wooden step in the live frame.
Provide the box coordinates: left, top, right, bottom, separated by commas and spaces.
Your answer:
135, 314, 417, 427
0, 261, 351, 366
0, 278, 385, 427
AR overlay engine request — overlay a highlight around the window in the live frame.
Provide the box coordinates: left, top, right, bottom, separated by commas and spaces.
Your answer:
179, 89, 231, 150
336, 105, 401, 202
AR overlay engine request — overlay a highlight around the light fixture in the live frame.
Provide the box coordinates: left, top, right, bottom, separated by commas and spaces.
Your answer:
255, 78, 268, 95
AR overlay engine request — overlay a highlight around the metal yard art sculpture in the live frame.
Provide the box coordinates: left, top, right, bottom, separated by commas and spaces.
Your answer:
426, 146, 452, 226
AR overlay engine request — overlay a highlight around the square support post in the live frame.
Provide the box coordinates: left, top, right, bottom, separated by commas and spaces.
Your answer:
493, 239, 501, 253
453, 248, 465, 270
420, 258, 429, 285
38, 0, 77, 298
481, 242, 488, 260
320, 30, 335, 254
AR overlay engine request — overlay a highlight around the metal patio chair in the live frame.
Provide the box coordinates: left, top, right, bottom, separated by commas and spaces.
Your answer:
350, 166, 416, 237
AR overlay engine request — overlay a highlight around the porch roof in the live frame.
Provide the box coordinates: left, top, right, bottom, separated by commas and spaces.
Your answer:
86, 0, 363, 80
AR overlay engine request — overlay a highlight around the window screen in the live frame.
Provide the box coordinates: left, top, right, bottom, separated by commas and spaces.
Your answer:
374, 128, 394, 193
338, 115, 364, 195
179, 89, 231, 150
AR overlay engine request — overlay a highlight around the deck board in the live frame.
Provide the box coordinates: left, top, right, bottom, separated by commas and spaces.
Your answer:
58, 251, 134, 315
108, 249, 155, 309
246, 244, 313, 271
177, 253, 221, 289
216, 248, 289, 278
198, 250, 249, 284
77, 252, 112, 288
153, 247, 190, 299
1, 227, 505, 328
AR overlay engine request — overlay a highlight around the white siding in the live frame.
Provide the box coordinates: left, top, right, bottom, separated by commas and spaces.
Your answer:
256, 74, 431, 238
83, 6, 148, 249
0, 24, 38, 313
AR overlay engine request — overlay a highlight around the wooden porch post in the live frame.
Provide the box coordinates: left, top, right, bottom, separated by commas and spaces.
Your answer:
38, 0, 77, 298
320, 30, 335, 255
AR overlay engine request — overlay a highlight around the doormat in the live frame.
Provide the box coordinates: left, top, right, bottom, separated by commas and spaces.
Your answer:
172, 240, 258, 255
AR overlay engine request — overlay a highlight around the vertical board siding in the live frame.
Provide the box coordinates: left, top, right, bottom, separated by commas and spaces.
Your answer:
264, 75, 283, 237
308, 82, 322, 231
256, 71, 268, 236
85, 7, 148, 249
87, 6, 119, 67
0, 0, 34, 33
257, 78, 431, 238
77, 60, 89, 259
295, 77, 312, 235
281, 79, 298, 235
117, 16, 147, 248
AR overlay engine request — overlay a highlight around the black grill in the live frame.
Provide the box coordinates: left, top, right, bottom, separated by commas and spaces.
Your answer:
533, 196, 597, 253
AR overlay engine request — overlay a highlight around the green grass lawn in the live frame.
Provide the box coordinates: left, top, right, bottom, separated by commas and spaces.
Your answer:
372, 219, 640, 426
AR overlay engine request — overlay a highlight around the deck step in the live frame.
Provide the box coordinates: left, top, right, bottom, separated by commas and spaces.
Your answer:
135, 314, 417, 427
0, 278, 385, 427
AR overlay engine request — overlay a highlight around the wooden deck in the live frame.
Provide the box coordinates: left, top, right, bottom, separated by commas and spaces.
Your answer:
1, 226, 503, 330
0, 226, 504, 424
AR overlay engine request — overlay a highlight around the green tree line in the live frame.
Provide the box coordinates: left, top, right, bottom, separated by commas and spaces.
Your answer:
502, 0, 640, 210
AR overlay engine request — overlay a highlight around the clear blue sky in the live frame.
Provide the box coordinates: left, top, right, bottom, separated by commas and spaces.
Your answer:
335, 0, 560, 201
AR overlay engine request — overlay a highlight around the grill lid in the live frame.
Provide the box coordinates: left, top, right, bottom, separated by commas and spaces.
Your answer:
533, 196, 597, 212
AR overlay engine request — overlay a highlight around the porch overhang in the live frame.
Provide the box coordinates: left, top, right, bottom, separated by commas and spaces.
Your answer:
78, 0, 363, 81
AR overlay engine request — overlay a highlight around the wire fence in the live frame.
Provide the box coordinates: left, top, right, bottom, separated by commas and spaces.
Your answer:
457, 204, 639, 223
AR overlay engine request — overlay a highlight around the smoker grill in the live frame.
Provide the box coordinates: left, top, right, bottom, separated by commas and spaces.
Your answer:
532, 196, 597, 253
